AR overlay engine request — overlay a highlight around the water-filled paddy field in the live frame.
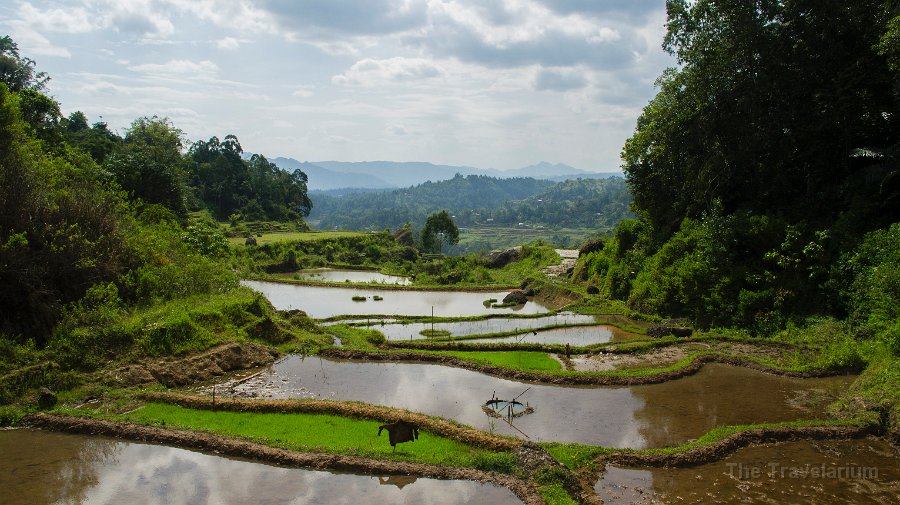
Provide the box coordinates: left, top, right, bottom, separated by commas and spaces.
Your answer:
361, 313, 642, 345
242, 280, 552, 318
595, 438, 900, 504
0, 430, 522, 505
218, 357, 853, 448
286, 268, 412, 285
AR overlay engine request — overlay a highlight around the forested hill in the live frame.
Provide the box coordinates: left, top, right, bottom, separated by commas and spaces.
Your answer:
487, 178, 632, 229
308, 174, 631, 231
577, 0, 900, 332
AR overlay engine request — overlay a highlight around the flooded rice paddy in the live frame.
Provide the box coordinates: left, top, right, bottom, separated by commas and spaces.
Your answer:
287, 268, 412, 285
595, 437, 900, 504
464, 325, 639, 345
0, 430, 522, 505
242, 280, 552, 318
363, 313, 636, 342
218, 357, 853, 448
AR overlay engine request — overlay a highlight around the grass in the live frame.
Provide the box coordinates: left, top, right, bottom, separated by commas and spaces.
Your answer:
117, 403, 515, 470
424, 350, 562, 372
451, 226, 602, 254
537, 484, 579, 505
541, 442, 609, 471
228, 230, 369, 246
419, 329, 451, 338
326, 324, 386, 349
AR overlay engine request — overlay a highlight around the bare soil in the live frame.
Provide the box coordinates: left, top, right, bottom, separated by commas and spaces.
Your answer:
101, 342, 279, 388
21, 413, 543, 505
570, 341, 808, 372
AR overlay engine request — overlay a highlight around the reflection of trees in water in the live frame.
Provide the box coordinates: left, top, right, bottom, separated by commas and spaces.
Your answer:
629, 366, 852, 449
56, 436, 124, 504
629, 366, 730, 449
0, 431, 123, 505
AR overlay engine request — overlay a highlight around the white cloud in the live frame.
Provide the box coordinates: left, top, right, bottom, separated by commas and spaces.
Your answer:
332, 57, 444, 86
386, 123, 409, 135
17, 2, 95, 34
5, 21, 71, 57
215, 37, 242, 50
533, 67, 588, 92
128, 59, 220, 79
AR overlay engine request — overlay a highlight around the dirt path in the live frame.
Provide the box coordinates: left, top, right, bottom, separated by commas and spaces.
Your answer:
542, 249, 579, 277
21, 413, 544, 505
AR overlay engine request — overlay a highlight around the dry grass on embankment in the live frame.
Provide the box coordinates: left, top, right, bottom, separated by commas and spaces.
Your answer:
319, 349, 851, 385
21, 412, 543, 505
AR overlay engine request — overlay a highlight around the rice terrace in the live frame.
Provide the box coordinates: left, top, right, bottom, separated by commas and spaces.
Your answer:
1, 1, 899, 504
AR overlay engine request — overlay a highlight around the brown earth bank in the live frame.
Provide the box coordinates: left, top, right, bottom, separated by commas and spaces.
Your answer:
570, 341, 815, 372
604, 425, 879, 468
102, 342, 279, 388
138, 392, 521, 451
318, 349, 854, 386
20, 413, 543, 505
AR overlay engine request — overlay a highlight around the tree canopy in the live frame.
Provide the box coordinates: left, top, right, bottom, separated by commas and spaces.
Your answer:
581, 0, 900, 331
421, 210, 460, 253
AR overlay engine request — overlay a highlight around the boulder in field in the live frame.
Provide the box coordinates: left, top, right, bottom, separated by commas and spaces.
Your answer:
502, 290, 529, 305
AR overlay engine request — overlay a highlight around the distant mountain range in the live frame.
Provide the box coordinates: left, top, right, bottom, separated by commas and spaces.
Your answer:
267, 156, 621, 191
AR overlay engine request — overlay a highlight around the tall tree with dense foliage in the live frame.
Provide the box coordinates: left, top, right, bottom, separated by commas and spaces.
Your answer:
421, 210, 459, 253
624, 0, 899, 238
0, 35, 48, 92
582, 0, 900, 329
0, 83, 130, 341
188, 135, 311, 221
105, 116, 189, 216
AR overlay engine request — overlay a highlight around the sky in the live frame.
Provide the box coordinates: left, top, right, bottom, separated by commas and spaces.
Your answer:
3, 0, 674, 172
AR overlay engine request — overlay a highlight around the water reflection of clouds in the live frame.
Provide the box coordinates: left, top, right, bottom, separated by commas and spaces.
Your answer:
241, 356, 645, 446
241, 280, 552, 318
375, 313, 601, 340
233, 359, 851, 449
1, 432, 521, 505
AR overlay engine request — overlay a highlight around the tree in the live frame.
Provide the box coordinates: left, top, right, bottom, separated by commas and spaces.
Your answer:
623, 0, 899, 239
0, 36, 49, 92
105, 116, 188, 216
421, 210, 459, 253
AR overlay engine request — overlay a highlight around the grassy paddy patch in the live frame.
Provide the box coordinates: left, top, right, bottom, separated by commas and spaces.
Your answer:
120, 403, 516, 471
424, 350, 562, 372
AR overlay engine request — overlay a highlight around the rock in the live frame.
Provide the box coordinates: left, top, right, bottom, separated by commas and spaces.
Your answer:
502, 290, 528, 305
671, 327, 694, 338
586, 285, 600, 295
245, 236, 257, 246
579, 238, 605, 256
647, 324, 672, 338
485, 247, 522, 269
38, 387, 57, 409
